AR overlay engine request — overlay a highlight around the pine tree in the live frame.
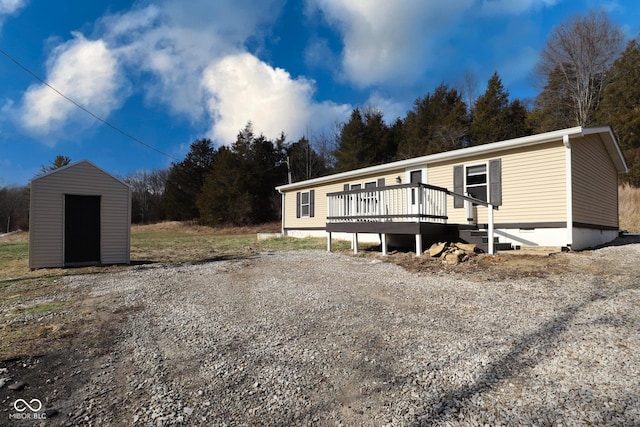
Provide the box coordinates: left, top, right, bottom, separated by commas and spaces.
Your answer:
163, 138, 215, 221
197, 123, 287, 226
598, 38, 640, 185
333, 108, 394, 172
398, 84, 469, 158
470, 72, 531, 145
39, 155, 71, 175
287, 137, 329, 182
528, 66, 575, 132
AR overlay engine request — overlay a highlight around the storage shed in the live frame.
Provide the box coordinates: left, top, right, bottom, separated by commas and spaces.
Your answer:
29, 160, 131, 269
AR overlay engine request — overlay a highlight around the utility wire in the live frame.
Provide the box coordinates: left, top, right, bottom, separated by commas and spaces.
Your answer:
0, 48, 179, 162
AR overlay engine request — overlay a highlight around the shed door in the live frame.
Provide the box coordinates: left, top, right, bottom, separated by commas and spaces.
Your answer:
65, 195, 101, 264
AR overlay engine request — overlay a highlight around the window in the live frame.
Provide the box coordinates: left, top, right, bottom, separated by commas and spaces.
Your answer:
453, 159, 502, 208
300, 192, 310, 217
296, 190, 314, 218
465, 164, 487, 203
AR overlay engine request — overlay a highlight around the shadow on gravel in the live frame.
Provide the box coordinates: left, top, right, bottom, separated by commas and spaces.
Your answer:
591, 233, 640, 248
410, 280, 634, 426
130, 260, 155, 266
130, 252, 259, 267
186, 253, 258, 265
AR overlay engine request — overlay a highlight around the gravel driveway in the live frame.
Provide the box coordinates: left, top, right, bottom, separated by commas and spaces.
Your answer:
41, 245, 640, 425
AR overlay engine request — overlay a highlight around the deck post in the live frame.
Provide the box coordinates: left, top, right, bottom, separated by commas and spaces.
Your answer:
381, 233, 387, 256
327, 231, 332, 252
353, 233, 358, 254
488, 204, 495, 255
415, 234, 422, 256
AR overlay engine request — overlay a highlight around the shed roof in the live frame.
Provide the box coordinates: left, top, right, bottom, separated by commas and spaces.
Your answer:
276, 126, 628, 192
30, 159, 131, 189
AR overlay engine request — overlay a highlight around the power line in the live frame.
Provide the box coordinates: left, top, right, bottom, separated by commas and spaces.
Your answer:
0, 48, 179, 162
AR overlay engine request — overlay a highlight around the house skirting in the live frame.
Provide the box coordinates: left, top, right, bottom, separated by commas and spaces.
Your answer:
285, 221, 620, 251
490, 222, 618, 250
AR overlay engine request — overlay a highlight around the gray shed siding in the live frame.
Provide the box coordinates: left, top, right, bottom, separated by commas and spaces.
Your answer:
29, 161, 131, 269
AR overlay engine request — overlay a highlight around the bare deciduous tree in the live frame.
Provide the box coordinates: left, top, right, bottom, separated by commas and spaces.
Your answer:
535, 11, 623, 127
123, 168, 169, 224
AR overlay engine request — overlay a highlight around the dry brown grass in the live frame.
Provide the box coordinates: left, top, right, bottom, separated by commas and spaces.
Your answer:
132, 220, 281, 235
619, 184, 640, 233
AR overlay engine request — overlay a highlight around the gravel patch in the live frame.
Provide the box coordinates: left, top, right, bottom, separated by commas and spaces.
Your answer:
59, 246, 640, 426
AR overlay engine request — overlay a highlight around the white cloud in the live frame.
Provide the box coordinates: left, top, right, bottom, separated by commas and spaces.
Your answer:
202, 52, 350, 144
102, 0, 289, 122
18, 33, 124, 142
480, 0, 560, 15
12, 0, 350, 147
0, 0, 25, 14
310, 0, 474, 87
0, 0, 26, 29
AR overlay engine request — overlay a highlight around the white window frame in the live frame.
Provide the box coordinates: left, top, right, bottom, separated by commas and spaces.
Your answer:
465, 162, 488, 204
300, 191, 310, 217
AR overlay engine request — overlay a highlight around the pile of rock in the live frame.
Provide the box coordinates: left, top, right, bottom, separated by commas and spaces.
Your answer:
426, 242, 479, 264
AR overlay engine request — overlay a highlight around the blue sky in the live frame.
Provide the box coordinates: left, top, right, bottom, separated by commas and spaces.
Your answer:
1, 0, 639, 186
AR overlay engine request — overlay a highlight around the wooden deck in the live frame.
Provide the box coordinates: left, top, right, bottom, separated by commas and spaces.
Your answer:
325, 183, 499, 255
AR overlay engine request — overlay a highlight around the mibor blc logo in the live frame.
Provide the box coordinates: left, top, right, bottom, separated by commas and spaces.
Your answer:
9, 398, 46, 420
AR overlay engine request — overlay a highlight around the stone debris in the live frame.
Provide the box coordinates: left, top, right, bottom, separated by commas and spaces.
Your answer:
427, 242, 479, 264
7, 381, 26, 391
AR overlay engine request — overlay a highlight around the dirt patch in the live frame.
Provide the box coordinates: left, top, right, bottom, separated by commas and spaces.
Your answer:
0, 281, 141, 423
383, 251, 572, 280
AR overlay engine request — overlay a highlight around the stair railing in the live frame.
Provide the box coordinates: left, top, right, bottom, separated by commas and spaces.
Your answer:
445, 190, 497, 254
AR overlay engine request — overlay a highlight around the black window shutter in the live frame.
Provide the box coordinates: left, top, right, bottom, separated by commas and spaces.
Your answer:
343, 184, 349, 191
489, 159, 502, 206
296, 192, 301, 218
453, 165, 464, 208
377, 178, 385, 187
309, 190, 315, 217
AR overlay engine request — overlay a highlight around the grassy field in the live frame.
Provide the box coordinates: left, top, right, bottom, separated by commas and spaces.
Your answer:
0, 221, 356, 282
0, 222, 355, 358
619, 184, 640, 233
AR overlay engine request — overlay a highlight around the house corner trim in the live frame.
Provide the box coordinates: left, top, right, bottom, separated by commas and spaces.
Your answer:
563, 134, 573, 248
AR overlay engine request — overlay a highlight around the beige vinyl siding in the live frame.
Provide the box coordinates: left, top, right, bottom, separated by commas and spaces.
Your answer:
428, 141, 567, 225
29, 161, 131, 269
571, 134, 619, 227
283, 169, 406, 229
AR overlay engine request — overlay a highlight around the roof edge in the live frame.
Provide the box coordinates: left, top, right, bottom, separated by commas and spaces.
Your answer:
30, 159, 132, 189
276, 126, 587, 191
582, 126, 629, 173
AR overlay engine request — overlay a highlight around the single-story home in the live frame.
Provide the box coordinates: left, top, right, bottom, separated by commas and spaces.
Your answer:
276, 126, 628, 254
29, 160, 131, 269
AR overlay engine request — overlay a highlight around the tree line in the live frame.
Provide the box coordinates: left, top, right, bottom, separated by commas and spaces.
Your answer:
2, 10, 639, 232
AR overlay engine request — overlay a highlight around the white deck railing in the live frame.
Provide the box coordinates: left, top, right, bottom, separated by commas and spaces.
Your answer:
326, 183, 449, 223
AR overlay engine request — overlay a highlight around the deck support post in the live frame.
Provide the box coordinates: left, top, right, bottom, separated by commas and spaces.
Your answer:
327, 232, 332, 252
488, 204, 495, 255
352, 233, 358, 254
415, 234, 422, 256
381, 233, 387, 256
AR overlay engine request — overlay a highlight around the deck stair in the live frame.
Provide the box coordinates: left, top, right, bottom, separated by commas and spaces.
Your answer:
458, 228, 512, 253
